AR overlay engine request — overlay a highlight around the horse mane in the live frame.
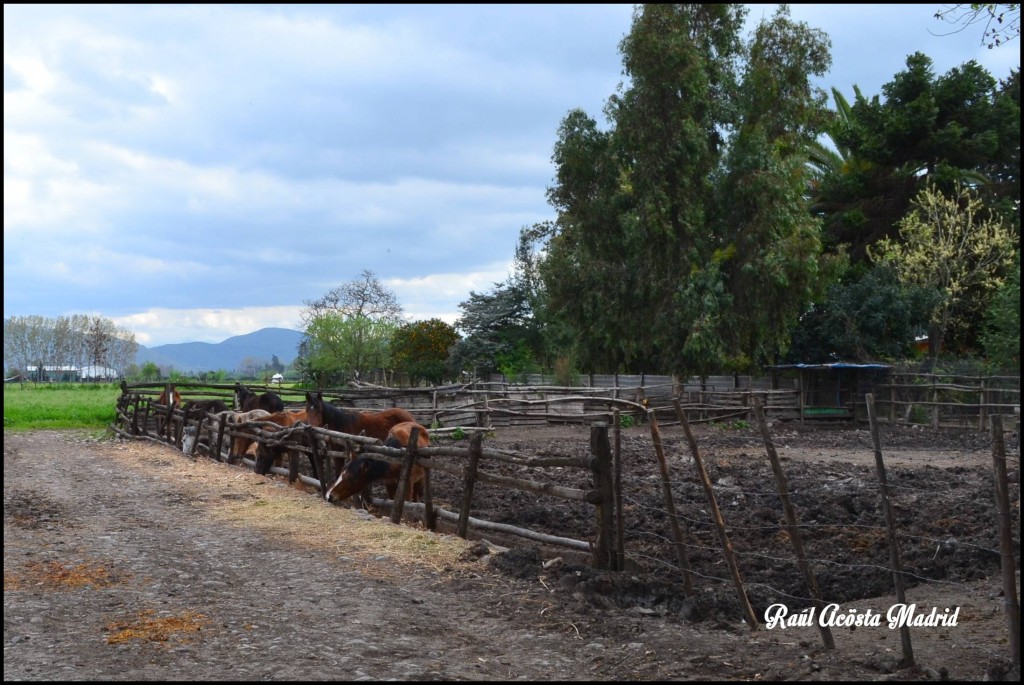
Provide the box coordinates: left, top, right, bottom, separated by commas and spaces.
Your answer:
236, 384, 284, 413
319, 401, 360, 433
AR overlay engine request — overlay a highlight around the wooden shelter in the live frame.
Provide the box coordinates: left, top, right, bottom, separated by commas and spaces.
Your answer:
766, 363, 891, 423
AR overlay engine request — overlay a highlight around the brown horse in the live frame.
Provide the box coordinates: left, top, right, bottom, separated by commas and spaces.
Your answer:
156, 384, 181, 406
304, 391, 415, 441
224, 409, 271, 461
235, 384, 285, 413
229, 409, 306, 466
248, 410, 309, 475
155, 384, 182, 437
325, 421, 429, 504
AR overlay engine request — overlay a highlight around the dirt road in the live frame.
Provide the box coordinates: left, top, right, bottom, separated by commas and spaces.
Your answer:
3, 428, 1019, 681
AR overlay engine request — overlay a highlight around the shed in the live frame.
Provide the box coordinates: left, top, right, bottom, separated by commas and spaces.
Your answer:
766, 363, 891, 423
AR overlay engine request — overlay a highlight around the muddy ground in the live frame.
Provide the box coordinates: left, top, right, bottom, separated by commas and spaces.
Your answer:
3, 420, 1021, 681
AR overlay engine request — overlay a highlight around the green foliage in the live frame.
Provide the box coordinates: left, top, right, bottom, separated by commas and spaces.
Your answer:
788, 264, 939, 362
818, 54, 1019, 263
712, 7, 833, 369
301, 313, 397, 386
712, 419, 751, 431
451, 427, 466, 440
299, 270, 404, 386
619, 414, 635, 429
981, 259, 1021, 369
552, 353, 580, 386
449, 278, 544, 378
535, 5, 834, 375
3, 383, 120, 431
907, 404, 930, 425
390, 319, 460, 386
495, 340, 540, 383
140, 361, 160, 381
869, 183, 1017, 365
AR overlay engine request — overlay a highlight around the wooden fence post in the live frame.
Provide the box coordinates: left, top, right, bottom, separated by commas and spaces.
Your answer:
674, 399, 759, 630
130, 395, 140, 436
979, 378, 988, 432
423, 462, 436, 532
866, 393, 915, 668
753, 397, 834, 650
214, 413, 227, 463
305, 426, 326, 496
391, 426, 420, 524
457, 432, 483, 539
648, 410, 693, 595
613, 409, 625, 572
189, 415, 204, 458
589, 422, 615, 570
990, 414, 1021, 669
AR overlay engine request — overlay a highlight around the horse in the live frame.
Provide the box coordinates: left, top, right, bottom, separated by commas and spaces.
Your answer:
155, 384, 182, 437
156, 384, 181, 407
224, 409, 271, 462
235, 384, 285, 414
324, 421, 429, 505
227, 409, 300, 463
304, 391, 415, 441
182, 398, 230, 422
245, 410, 309, 475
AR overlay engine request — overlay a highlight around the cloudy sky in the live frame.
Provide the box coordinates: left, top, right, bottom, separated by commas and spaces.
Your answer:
4, 4, 1018, 347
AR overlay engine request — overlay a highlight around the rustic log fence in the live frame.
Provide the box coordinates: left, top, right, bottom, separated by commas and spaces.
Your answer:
109, 380, 1020, 668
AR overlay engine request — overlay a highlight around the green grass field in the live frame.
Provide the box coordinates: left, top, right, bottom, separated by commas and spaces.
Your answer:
3, 383, 122, 433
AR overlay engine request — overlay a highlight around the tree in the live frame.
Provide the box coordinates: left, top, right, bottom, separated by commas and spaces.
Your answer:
934, 3, 1020, 48
868, 183, 1017, 366
819, 53, 1018, 262
4, 313, 135, 380
269, 355, 284, 374
238, 356, 267, 380
140, 361, 160, 382
536, 4, 834, 375
448, 282, 539, 378
389, 319, 461, 386
301, 314, 396, 387
299, 270, 405, 385
980, 257, 1020, 369
787, 264, 940, 362
710, 5, 834, 370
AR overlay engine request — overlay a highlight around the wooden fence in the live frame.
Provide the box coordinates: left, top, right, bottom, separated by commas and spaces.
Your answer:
108, 380, 1021, 665
110, 385, 618, 568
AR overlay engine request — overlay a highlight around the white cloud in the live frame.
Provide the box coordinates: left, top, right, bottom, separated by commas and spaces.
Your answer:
113, 306, 306, 346
4, 4, 1015, 348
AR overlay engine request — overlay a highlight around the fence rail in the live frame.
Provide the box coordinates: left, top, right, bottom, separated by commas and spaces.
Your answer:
108, 380, 1020, 669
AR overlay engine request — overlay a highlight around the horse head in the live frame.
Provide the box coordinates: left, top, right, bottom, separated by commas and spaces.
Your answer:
304, 391, 325, 428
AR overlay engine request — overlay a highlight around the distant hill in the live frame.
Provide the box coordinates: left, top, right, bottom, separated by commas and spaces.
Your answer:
135, 327, 304, 374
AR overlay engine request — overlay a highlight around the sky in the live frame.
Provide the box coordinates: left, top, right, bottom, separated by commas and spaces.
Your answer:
4, 4, 1019, 347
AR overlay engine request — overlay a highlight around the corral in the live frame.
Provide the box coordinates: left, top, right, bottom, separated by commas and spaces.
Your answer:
3, 421, 1019, 680
96, 380, 1020, 674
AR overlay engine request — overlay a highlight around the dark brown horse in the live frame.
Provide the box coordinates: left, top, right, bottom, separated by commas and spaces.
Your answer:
304, 391, 415, 441
182, 398, 230, 422
235, 384, 285, 413
324, 421, 429, 504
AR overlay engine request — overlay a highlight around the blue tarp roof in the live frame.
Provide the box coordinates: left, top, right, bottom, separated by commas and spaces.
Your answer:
768, 363, 890, 370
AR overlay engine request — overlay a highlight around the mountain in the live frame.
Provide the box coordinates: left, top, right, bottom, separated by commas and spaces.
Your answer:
135, 327, 304, 374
